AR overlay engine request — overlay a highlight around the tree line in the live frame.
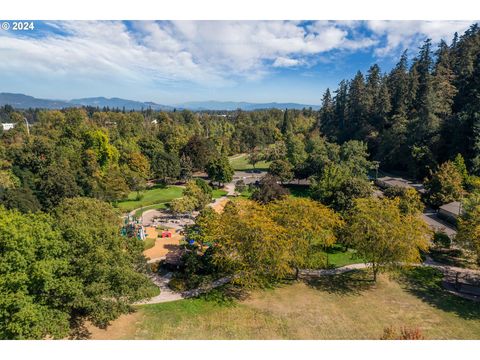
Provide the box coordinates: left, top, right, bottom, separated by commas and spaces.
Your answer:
318, 24, 480, 180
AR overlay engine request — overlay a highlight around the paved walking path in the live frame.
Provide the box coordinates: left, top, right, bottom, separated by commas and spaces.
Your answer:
134, 272, 231, 305
299, 263, 369, 277
300, 259, 480, 278
136, 259, 479, 306
135, 272, 183, 305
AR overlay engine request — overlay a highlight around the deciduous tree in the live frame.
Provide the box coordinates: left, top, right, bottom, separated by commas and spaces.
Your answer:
345, 197, 430, 281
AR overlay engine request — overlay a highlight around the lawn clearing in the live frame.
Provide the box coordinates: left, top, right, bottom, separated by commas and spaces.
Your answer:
325, 246, 364, 268
134, 203, 168, 218
212, 189, 228, 198
91, 268, 480, 340
117, 185, 184, 212
229, 154, 270, 171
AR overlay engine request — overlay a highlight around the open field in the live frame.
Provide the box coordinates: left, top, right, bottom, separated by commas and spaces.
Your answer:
90, 268, 480, 340
229, 153, 270, 171
117, 185, 184, 212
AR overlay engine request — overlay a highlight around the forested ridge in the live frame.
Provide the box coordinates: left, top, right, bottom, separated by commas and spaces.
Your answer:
318, 24, 480, 179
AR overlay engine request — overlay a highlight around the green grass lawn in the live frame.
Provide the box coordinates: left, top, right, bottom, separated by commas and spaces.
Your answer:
92, 268, 480, 340
117, 185, 184, 212
212, 189, 228, 198
303, 245, 364, 269
325, 246, 364, 268
134, 203, 168, 217
239, 189, 254, 198
229, 154, 270, 171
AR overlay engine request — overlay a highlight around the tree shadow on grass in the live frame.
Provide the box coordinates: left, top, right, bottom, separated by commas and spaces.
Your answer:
399, 267, 480, 320
304, 269, 376, 296
68, 318, 91, 340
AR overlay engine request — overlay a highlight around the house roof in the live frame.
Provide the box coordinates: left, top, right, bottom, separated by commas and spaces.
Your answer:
376, 176, 425, 193
439, 201, 463, 216
377, 176, 411, 188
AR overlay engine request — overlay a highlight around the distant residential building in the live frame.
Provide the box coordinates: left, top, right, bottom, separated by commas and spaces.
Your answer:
437, 201, 464, 225
375, 176, 425, 194
1, 123, 15, 131
375, 176, 411, 189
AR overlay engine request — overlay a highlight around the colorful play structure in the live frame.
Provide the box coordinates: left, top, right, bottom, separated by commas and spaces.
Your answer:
121, 215, 146, 240
122, 215, 176, 241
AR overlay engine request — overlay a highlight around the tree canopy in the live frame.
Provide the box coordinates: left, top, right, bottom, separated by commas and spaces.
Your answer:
345, 197, 430, 281
0, 198, 157, 339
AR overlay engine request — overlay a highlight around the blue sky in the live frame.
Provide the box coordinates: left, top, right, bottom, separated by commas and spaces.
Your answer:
0, 20, 475, 105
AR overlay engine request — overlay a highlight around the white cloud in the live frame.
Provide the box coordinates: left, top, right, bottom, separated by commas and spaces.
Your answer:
0, 20, 377, 88
367, 20, 474, 56
273, 57, 301, 67
1, 20, 475, 93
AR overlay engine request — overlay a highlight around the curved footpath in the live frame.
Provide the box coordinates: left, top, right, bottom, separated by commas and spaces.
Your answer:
134, 272, 231, 305
136, 258, 480, 306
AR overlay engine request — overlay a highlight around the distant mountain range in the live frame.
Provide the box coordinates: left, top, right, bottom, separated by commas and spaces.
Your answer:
70, 97, 174, 111
176, 100, 320, 111
0, 93, 319, 111
0, 93, 75, 110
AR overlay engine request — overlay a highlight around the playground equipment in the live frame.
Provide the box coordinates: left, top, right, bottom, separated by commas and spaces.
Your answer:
122, 215, 146, 240
161, 231, 172, 238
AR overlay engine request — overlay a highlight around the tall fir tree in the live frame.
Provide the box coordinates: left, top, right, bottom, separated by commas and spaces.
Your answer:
346, 71, 368, 140
334, 80, 349, 141
319, 88, 336, 140
388, 50, 410, 117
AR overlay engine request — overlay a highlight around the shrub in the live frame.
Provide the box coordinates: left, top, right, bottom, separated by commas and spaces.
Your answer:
168, 278, 187, 292
251, 174, 289, 204
235, 179, 246, 193
432, 231, 451, 248
381, 326, 424, 340
380, 326, 397, 340
383, 186, 406, 199
399, 327, 424, 340
143, 238, 156, 250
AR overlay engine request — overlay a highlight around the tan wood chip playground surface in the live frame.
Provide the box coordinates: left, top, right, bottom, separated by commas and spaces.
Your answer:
143, 227, 183, 260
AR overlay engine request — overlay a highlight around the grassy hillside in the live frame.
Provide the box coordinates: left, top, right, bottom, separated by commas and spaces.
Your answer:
117, 185, 184, 212
229, 154, 270, 171
90, 268, 480, 340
